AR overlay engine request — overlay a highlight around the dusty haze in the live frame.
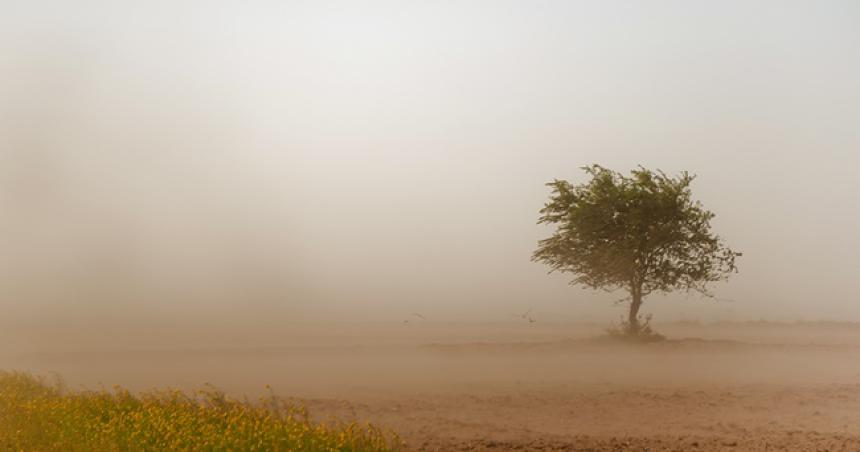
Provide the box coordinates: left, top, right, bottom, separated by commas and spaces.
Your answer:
3, 3, 860, 450
1, 2, 859, 346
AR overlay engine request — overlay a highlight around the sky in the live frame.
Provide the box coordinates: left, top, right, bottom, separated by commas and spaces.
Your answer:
1, 0, 859, 334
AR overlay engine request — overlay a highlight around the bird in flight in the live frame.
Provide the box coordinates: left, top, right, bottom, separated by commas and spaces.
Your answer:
514, 308, 532, 320
412, 313, 427, 320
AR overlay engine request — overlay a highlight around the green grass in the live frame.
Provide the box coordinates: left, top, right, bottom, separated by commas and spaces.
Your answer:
0, 371, 403, 451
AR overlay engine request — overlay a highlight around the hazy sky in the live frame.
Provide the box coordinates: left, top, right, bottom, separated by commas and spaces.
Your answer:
1, 0, 859, 332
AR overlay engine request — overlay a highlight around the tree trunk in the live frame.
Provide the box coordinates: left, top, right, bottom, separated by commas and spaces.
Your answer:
628, 287, 642, 335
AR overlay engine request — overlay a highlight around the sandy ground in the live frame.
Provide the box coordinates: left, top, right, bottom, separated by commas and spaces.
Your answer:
6, 321, 860, 451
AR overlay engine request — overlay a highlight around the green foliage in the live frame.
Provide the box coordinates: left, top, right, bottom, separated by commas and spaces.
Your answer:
0, 371, 402, 452
533, 165, 740, 333
605, 315, 666, 343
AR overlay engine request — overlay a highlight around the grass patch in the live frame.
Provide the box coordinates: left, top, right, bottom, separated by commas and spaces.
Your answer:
604, 315, 667, 343
0, 371, 402, 451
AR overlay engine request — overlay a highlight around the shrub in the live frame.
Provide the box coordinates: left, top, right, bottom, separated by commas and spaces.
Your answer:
605, 314, 666, 343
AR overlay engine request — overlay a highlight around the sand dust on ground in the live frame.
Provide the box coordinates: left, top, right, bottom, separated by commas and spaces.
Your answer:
7, 322, 860, 451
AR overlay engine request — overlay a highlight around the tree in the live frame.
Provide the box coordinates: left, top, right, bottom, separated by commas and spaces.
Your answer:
532, 165, 740, 336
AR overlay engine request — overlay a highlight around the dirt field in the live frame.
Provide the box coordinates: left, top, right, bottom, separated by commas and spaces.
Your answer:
6, 321, 860, 451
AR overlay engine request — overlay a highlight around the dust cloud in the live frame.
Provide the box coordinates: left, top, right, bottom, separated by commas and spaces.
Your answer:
2, 1, 860, 450
8, 322, 860, 450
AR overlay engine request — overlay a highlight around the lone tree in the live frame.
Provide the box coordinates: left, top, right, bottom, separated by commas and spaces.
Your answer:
532, 165, 740, 336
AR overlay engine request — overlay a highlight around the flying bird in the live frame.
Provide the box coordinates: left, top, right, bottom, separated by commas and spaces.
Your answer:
412, 313, 427, 320
514, 308, 532, 320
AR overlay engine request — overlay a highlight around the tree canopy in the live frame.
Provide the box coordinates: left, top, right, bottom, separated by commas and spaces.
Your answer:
532, 165, 740, 335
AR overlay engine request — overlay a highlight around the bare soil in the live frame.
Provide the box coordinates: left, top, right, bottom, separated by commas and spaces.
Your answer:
7, 321, 860, 451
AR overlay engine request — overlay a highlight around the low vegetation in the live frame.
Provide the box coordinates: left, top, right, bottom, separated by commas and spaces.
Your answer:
605, 315, 666, 343
0, 371, 402, 451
